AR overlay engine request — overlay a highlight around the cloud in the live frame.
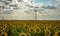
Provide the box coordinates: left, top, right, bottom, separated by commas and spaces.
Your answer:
42, 5, 57, 9
37, 0, 60, 9
0, 0, 60, 20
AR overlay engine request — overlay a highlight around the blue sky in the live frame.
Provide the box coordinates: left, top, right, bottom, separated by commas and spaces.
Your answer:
34, 0, 55, 3
34, 0, 49, 3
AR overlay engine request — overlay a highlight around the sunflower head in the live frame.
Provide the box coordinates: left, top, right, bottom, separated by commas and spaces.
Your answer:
44, 29, 50, 36
28, 27, 34, 32
26, 33, 31, 36
33, 26, 41, 33
54, 30, 60, 36
1, 32, 8, 36
45, 24, 49, 27
19, 32, 26, 36
0, 30, 3, 36
24, 24, 29, 29
2, 24, 7, 30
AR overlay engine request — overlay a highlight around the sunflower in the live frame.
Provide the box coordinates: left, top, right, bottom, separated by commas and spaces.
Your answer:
44, 25, 49, 31
24, 24, 29, 29
33, 24, 40, 29
47, 25, 52, 30
2, 24, 7, 30
0, 24, 3, 28
44, 29, 50, 36
0, 27, 3, 30
0, 32, 8, 36
53, 30, 60, 36
37, 24, 41, 27
0, 32, 4, 36
34, 24, 38, 27
3, 32, 8, 36
17, 24, 22, 29
0, 30, 3, 36
11, 28, 17, 33
28, 25, 32, 29
28, 27, 34, 32
45, 24, 49, 27
39, 24, 45, 29
19, 32, 26, 36
33, 26, 41, 33
55, 25, 60, 30
12, 25, 16, 29
0, 27, 6, 33
33, 27, 36, 33
41, 24, 44, 26
26, 33, 31, 36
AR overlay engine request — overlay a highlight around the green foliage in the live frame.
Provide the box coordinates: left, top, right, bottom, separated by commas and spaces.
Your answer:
0, 23, 60, 36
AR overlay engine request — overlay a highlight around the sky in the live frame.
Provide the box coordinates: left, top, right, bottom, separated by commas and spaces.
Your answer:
0, 0, 60, 20
35, 0, 50, 3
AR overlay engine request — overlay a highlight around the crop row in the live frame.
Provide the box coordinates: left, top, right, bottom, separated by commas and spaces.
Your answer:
0, 23, 60, 36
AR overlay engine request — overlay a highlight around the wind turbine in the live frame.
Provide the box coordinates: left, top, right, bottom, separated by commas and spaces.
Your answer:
26, 4, 51, 20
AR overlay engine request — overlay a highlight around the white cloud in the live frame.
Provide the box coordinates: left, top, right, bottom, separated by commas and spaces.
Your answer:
0, 0, 60, 20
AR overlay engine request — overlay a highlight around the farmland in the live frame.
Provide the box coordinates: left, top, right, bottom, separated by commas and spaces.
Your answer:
0, 20, 60, 36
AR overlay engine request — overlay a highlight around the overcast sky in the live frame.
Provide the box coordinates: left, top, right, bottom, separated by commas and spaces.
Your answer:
0, 0, 60, 20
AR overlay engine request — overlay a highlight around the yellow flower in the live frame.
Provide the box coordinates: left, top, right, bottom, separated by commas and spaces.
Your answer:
0, 30, 3, 36
0, 32, 3, 36
39, 24, 45, 29
24, 24, 29, 29
12, 25, 16, 29
2, 24, 7, 30
17, 24, 22, 28
53, 30, 60, 36
47, 25, 52, 29
0, 27, 3, 30
33, 27, 36, 33
44, 29, 50, 36
19, 32, 26, 36
45, 24, 49, 27
1, 32, 8, 36
26, 33, 31, 36
33, 26, 41, 33
44, 25, 48, 31
28, 27, 34, 32
3, 32, 8, 36
28, 25, 32, 29
34, 24, 38, 27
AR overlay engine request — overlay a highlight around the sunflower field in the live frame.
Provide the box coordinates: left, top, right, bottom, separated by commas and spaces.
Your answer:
0, 20, 60, 36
